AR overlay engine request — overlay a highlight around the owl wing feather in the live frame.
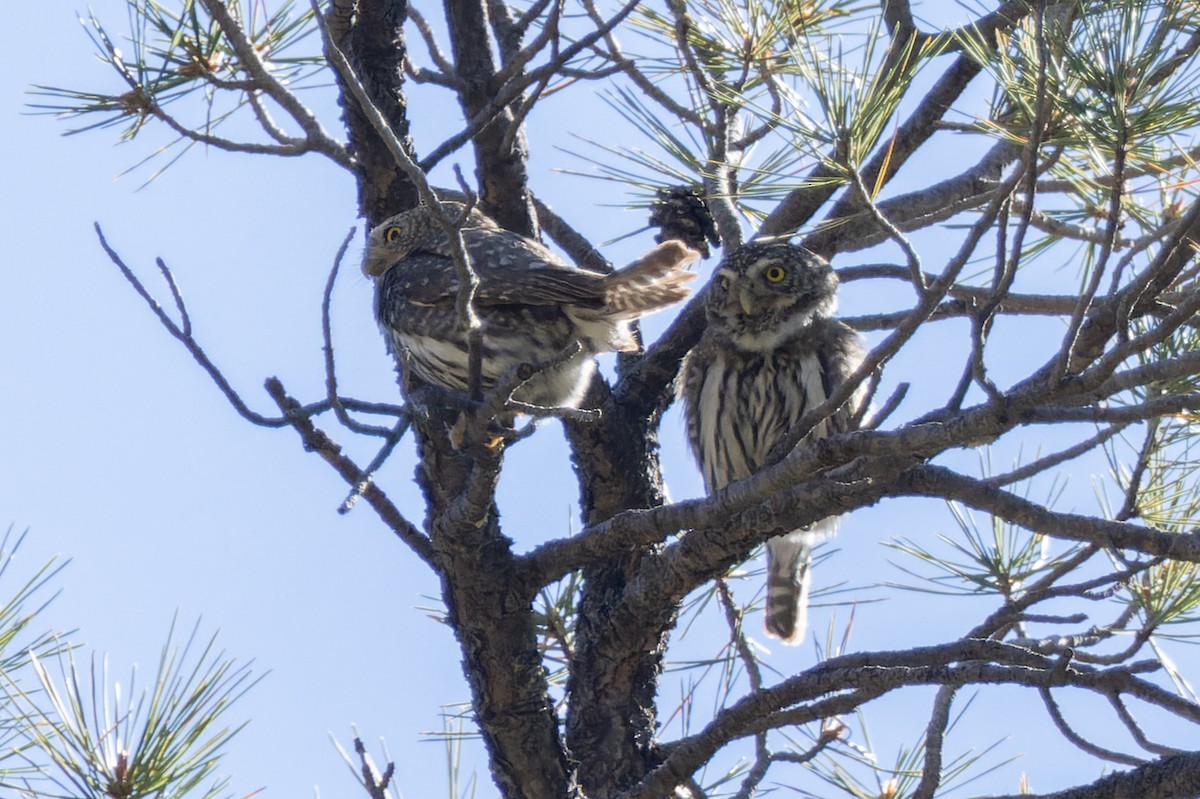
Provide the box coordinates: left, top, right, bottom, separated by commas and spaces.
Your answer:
603, 241, 698, 318
380, 231, 605, 310
474, 268, 607, 308
391, 231, 697, 311
680, 333, 726, 493
371, 206, 694, 410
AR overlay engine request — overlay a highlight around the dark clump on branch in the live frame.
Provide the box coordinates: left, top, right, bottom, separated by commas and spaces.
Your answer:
650, 186, 720, 258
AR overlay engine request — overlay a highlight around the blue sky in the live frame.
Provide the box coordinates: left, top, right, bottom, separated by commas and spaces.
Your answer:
4, 2, 1196, 798
4, 4, 472, 795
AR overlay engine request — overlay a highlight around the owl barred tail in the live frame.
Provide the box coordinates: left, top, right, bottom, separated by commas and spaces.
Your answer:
603, 240, 699, 318
764, 535, 813, 644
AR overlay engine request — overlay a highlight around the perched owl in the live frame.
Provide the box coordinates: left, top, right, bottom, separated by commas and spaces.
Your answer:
681, 243, 866, 644
365, 203, 699, 409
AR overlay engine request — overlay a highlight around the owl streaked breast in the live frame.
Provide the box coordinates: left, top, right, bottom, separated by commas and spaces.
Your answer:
681, 242, 866, 643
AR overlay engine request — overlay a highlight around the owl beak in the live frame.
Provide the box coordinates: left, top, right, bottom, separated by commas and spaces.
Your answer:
363, 254, 391, 278
738, 287, 754, 316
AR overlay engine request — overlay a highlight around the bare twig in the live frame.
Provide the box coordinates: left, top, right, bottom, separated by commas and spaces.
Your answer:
1116, 421, 1161, 522
862, 381, 908, 430
714, 580, 774, 799
1109, 693, 1188, 757
245, 90, 293, 145
339, 415, 413, 515
407, 7, 458, 80
481, 342, 591, 423
154, 256, 190, 338
322, 225, 395, 437
1040, 687, 1143, 766
847, 164, 924, 289
578, 0, 702, 125
95, 224, 288, 428
353, 737, 397, 799
265, 377, 436, 568
912, 685, 957, 799
982, 424, 1131, 487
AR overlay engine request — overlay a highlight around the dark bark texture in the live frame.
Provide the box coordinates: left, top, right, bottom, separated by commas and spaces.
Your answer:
330, 0, 422, 224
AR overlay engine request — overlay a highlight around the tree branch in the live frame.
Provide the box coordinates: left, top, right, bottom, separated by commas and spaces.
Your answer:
95, 225, 289, 428
985, 751, 1200, 799
622, 639, 1200, 799
197, 0, 351, 167
901, 464, 1200, 562
264, 378, 435, 568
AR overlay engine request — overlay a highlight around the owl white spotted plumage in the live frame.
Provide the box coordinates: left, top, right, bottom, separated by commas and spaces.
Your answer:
364, 203, 699, 409
682, 243, 866, 643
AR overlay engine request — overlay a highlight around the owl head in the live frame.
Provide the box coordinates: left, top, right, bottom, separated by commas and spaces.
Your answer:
361, 202, 497, 278
706, 243, 838, 352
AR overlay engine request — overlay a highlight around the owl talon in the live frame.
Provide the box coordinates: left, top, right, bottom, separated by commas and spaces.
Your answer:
446, 412, 513, 452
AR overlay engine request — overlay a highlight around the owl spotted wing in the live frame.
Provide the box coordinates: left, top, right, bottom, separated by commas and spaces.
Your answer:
813, 320, 868, 435
388, 228, 608, 310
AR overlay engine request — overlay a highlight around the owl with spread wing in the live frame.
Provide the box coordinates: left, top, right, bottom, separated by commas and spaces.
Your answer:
682, 243, 866, 643
364, 203, 698, 409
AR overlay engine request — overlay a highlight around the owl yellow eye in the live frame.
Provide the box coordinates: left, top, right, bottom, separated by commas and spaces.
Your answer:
384, 226, 403, 244
719, 276, 731, 291
764, 265, 787, 283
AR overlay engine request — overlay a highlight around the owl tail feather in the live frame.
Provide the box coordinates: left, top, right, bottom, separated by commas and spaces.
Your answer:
764, 536, 813, 645
604, 240, 699, 318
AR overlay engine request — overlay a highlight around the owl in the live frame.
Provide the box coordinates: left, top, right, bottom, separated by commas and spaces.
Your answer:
681, 243, 866, 644
364, 203, 699, 409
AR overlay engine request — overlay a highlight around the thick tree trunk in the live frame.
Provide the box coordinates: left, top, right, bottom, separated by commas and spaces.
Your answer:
564, 385, 676, 796
442, 0, 538, 235
415, 410, 574, 799
330, 0, 421, 223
